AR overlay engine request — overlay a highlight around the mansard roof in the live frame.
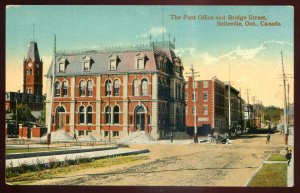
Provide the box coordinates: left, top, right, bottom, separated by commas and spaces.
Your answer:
26, 41, 41, 63
46, 41, 177, 76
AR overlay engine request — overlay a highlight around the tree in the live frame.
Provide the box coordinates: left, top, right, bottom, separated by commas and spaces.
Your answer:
12, 103, 33, 126
263, 106, 283, 124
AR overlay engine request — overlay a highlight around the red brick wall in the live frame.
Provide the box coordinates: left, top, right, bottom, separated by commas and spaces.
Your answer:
19, 127, 28, 138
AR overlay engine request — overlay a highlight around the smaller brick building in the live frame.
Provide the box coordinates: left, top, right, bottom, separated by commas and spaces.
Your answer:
185, 77, 244, 135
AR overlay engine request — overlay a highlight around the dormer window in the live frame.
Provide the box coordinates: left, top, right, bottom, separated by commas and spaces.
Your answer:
108, 55, 120, 71
57, 57, 68, 73
82, 56, 93, 72
135, 53, 148, 70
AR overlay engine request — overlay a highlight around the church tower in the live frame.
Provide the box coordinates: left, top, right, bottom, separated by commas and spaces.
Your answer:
23, 41, 43, 95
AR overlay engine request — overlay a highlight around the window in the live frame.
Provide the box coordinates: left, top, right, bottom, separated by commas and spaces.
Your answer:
87, 106, 93, 124
105, 106, 111, 124
87, 80, 93, 96
110, 60, 116, 70
55, 81, 60, 97
83, 61, 90, 71
141, 79, 148, 96
203, 81, 209, 88
79, 106, 85, 124
185, 93, 188, 100
79, 80, 86, 96
78, 131, 84, 136
113, 131, 119, 137
62, 81, 68, 96
29, 69, 32, 75
185, 83, 188, 89
105, 80, 112, 96
192, 92, 197, 101
137, 59, 144, 70
186, 107, 188, 114
194, 81, 198, 88
192, 107, 197, 115
203, 91, 208, 101
132, 79, 139, 96
113, 106, 120, 124
59, 63, 65, 72
113, 80, 120, 96
27, 70, 30, 75
104, 131, 109, 137
203, 105, 208, 115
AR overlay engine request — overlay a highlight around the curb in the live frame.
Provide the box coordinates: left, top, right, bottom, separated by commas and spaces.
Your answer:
6, 146, 118, 159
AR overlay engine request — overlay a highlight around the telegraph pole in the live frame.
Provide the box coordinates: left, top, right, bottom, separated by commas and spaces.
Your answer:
186, 64, 200, 143
245, 89, 251, 131
281, 51, 288, 145
47, 35, 56, 143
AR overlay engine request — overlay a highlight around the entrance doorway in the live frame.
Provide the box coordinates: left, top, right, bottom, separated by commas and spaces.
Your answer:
135, 106, 145, 131
56, 106, 66, 129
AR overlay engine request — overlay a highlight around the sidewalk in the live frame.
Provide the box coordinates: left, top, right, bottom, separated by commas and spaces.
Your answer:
6, 148, 149, 168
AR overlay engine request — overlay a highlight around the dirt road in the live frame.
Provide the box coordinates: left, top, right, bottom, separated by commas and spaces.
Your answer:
31, 133, 289, 186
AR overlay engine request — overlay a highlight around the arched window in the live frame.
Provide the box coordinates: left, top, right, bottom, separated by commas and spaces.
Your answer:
87, 106, 93, 124
79, 106, 85, 124
62, 81, 68, 96
105, 106, 111, 124
113, 79, 120, 96
55, 81, 60, 97
113, 106, 120, 124
87, 80, 93, 96
132, 79, 139, 96
79, 80, 86, 96
105, 80, 112, 96
141, 79, 148, 96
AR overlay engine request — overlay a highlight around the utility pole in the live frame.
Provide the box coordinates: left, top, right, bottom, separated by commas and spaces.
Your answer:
225, 62, 234, 136
47, 35, 56, 143
186, 64, 200, 143
281, 51, 288, 145
245, 89, 251, 131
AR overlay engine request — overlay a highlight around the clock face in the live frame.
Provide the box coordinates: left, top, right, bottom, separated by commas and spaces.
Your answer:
28, 62, 33, 67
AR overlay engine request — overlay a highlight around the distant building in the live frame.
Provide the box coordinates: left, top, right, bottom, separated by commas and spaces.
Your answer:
45, 41, 185, 140
185, 77, 244, 135
5, 41, 44, 114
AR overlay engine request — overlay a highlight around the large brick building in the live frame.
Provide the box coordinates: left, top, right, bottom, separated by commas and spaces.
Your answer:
45, 41, 185, 140
185, 77, 244, 135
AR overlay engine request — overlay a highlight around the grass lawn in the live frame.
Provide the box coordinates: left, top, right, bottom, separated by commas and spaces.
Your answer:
6, 154, 149, 185
6, 147, 61, 154
267, 154, 287, 161
248, 163, 287, 187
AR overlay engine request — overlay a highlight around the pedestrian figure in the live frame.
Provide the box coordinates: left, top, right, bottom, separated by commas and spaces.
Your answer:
170, 132, 173, 143
286, 150, 292, 166
266, 134, 271, 144
194, 135, 198, 143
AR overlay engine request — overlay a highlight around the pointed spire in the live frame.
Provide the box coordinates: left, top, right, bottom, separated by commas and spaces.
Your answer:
26, 41, 40, 62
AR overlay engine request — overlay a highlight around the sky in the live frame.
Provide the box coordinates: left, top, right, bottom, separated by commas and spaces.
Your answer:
6, 5, 294, 108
